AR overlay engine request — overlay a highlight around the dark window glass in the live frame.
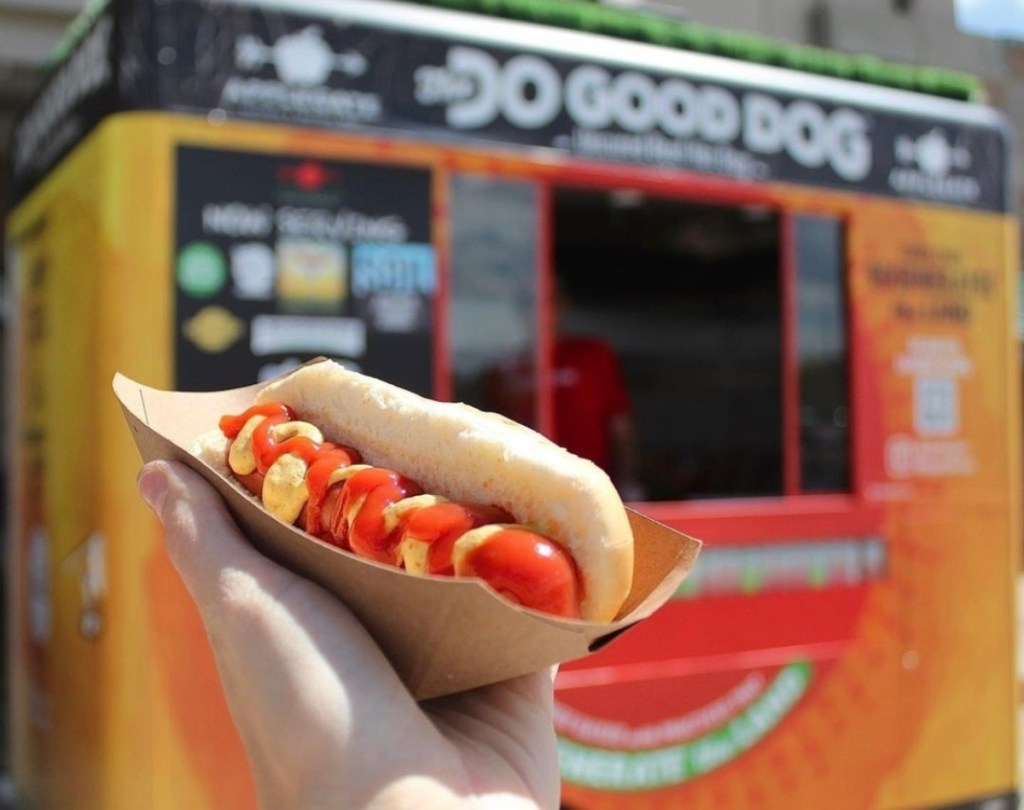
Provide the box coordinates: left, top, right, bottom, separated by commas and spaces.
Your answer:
795, 215, 850, 491
449, 176, 539, 428
553, 188, 781, 500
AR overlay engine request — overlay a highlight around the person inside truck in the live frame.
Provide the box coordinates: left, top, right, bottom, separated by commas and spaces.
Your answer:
137, 460, 560, 810
486, 276, 646, 501
551, 309, 645, 501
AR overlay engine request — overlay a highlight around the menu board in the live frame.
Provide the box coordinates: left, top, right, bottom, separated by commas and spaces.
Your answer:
174, 146, 435, 394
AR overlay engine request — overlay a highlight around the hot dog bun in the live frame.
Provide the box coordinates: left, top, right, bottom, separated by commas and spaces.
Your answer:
198, 361, 634, 622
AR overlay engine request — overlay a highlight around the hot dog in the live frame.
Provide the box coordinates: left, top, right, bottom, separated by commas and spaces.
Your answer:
192, 361, 634, 622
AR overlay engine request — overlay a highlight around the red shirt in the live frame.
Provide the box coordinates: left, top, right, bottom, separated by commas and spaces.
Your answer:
553, 336, 631, 474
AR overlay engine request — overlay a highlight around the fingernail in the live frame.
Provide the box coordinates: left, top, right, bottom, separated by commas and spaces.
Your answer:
138, 463, 169, 515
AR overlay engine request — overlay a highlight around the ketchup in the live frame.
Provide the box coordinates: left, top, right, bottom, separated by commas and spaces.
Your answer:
404, 502, 513, 575
219, 402, 583, 618
219, 403, 296, 439
305, 447, 362, 538
340, 468, 422, 564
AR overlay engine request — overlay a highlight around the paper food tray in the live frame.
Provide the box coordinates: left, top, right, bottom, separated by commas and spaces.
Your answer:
113, 364, 701, 699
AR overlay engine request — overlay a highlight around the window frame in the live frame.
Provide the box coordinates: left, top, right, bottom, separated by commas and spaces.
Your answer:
442, 157, 872, 540
783, 210, 855, 497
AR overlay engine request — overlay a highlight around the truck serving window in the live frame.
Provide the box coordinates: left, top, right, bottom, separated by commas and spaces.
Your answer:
553, 188, 850, 501
451, 179, 851, 501
553, 189, 781, 500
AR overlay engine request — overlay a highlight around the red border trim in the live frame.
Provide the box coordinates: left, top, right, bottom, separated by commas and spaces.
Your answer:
780, 211, 801, 495
536, 183, 555, 437
432, 165, 452, 401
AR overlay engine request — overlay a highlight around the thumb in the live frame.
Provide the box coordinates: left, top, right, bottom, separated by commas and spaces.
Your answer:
136, 459, 287, 613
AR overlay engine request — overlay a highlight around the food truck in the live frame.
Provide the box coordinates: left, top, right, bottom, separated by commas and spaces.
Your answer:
4, 0, 1019, 807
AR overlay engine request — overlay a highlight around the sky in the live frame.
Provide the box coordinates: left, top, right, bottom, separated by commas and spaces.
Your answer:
955, 0, 1024, 40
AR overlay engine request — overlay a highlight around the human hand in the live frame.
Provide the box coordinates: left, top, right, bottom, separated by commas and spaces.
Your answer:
137, 460, 561, 810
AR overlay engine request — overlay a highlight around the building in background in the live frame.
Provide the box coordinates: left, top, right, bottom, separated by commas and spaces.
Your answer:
0, 1, 87, 201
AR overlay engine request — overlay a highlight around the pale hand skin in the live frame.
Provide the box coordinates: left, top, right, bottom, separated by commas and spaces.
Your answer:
137, 460, 561, 810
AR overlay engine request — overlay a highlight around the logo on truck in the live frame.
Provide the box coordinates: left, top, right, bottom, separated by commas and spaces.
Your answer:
235, 26, 368, 87
415, 46, 872, 181
889, 128, 981, 205
220, 25, 381, 125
